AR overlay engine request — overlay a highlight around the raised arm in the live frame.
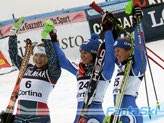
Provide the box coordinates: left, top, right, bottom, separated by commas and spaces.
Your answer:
53, 42, 78, 76
8, 17, 25, 69
41, 20, 61, 81
132, 7, 147, 76
100, 12, 121, 80
42, 39, 61, 81
44, 22, 78, 76
103, 31, 115, 80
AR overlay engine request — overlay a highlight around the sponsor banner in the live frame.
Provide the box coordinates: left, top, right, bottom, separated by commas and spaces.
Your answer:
85, 0, 164, 20
88, 3, 164, 42
142, 4, 164, 41
0, 11, 87, 39
88, 18, 104, 42
0, 51, 11, 69
85, 1, 128, 20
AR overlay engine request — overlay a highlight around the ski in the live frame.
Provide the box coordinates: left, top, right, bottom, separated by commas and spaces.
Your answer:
78, 42, 106, 123
0, 67, 17, 76
5, 38, 32, 123
112, 38, 135, 123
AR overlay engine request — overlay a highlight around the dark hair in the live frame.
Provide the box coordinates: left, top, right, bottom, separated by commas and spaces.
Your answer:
91, 53, 97, 63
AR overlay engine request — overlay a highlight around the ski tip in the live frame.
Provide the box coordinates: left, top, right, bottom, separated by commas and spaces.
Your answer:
12, 14, 15, 20
89, 1, 95, 7
26, 38, 32, 44
89, 1, 104, 13
125, 0, 133, 15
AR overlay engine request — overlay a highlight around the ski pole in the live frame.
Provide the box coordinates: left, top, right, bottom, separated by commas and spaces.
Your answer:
129, 0, 153, 118
147, 55, 164, 70
135, 12, 160, 115
146, 46, 164, 62
136, 17, 152, 119
127, 0, 160, 117
138, 22, 160, 112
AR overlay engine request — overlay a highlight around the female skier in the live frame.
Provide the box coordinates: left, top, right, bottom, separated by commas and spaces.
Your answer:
0, 18, 61, 123
51, 29, 119, 122
102, 7, 146, 123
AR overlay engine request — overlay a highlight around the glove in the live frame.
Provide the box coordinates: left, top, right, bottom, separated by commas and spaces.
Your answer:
49, 28, 58, 42
101, 12, 121, 31
101, 12, 121, 40
42, 19, 55, 39
103, 115, 111, 123
0, 110, 15, 123
132, 6, 143, 24
10, 17, 24, 36
103, 114, 122, 123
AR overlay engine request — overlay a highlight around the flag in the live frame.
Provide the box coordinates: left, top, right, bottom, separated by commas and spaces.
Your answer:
0, 50, 11, 69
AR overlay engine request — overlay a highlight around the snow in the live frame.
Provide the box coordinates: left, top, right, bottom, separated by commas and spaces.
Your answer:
0, 40, 164, 123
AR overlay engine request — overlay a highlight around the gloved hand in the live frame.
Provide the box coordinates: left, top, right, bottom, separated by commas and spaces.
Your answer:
101, 12, 121, 40
103, 114, 122, 123
132, 6, 143, 24
42, 19, 55, 39
103, 115, 111, 123
49, 28, 58, 42
101, 12, 121, 32
0, 110, 15, 123
10, 17, 24, 36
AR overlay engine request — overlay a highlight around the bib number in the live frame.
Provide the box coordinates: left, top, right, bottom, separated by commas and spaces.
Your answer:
79, 81, 89, 90
25, 81, 32, 88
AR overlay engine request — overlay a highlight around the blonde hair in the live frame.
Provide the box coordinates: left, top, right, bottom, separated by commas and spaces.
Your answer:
121, 37, 132, 41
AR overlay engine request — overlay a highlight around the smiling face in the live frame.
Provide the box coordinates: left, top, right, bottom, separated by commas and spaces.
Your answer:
115, 47, 130, 63
33, 53, 48, 68
80, 50, 94, 64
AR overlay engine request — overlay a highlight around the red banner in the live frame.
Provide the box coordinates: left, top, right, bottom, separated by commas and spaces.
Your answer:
0, 51, 11, 69
0, 11, 87, 39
